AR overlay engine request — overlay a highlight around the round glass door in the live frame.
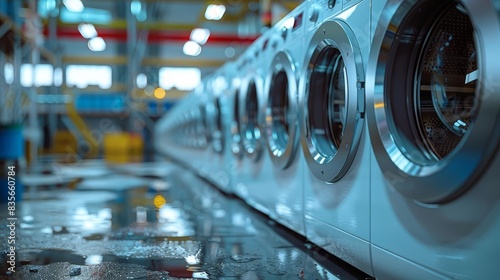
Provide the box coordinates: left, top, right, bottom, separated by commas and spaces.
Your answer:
265, 51, 299, 169
241, 78, 263, 161
367, 0, 500, 203
212, 97, 224, 153
231, 89, 243, 157
301, 20, 365, 183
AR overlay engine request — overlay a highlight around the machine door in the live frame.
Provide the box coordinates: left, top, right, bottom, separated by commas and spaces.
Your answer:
265, 51, 300, 169
241, 76, 264, 161
211, 97, 225, 153
197, 104, 209, 148
231, 89, 243, 158
367, 0, 500, 203
301, 20, 365, 183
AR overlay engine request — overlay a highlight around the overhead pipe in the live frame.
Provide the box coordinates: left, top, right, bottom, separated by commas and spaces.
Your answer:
45, 27, 258, 44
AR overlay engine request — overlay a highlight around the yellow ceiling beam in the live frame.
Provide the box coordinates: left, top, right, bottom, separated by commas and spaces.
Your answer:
141, 57, 224, 67
62, 56, 128, 65
56, 20, 197, 32
281, 2, 300, 11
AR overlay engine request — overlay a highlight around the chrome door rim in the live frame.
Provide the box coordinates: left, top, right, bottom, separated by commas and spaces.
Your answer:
265, 51, 300, 169
300, 20, 365, 183
231, 89, 244, 158
240, 74, 264, 161
211, 97, 224, 153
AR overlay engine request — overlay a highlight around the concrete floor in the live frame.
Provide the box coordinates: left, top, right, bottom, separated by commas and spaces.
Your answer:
1, 160, 369, 279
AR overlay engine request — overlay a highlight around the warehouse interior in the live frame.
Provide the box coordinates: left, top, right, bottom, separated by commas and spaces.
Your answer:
3, 0, 499, 279
0, 0, 370, 279
0, 0, 291, 163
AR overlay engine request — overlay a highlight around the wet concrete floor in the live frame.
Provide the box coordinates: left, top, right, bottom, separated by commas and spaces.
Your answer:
1, 161, 369, 279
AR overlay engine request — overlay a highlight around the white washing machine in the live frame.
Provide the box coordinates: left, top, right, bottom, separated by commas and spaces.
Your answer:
300, 0, 373, 276
244, 2, 310, 235
201, 63, 236, 194
230, 33, 273, 210
161, 76, 218, 164
367, 0, 500, 278
155, 80, 205, 165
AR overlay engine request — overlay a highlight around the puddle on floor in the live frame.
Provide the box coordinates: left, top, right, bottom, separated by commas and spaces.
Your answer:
1, 163, 361, 279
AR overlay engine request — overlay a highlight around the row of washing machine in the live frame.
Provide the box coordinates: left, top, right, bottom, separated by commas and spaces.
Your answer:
155, 0, 500, 278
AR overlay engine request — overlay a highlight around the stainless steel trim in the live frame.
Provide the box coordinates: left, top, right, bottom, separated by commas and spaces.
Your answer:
366, 0, 500, 203
211, 97, 225, 153
300, 20, 365, 182
231, 89, 244, 158
264, 51, 300, 170
240, 75, 264, 161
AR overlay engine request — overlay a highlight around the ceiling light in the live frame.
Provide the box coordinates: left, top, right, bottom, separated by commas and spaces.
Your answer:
136, 73, 147, 89
130, 0, 141, 15
4, 63, 13, 84
183, 41, 202, 56
154, 87, 166, 99
61, 7, 111, 24
63, 0, 84, 12
190, 28, 210, 45
88, 37, 106, 52
78, 23, 97, 39
205, 4, 226, 20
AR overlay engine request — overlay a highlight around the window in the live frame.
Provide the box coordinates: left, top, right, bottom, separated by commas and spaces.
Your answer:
66, 65, 112, 89
159, 67, 200, 91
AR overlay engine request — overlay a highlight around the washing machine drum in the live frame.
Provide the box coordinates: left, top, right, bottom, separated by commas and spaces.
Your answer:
368, 0, 500, 203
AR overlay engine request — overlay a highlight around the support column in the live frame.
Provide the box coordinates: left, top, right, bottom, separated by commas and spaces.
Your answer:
47, 9, 59, 149
126, 0, 139, 132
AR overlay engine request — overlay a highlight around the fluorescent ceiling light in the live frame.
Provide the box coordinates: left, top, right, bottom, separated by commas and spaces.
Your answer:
61, 8, 112, 24
88, 37, 106, 52
136, 73, 148, 89
78, 23, 97, 39
38, 0, 58, 17
63, 0, 84, 12
183, 41, 202, 57
4, 63, 13, 84
190, 28, 210, 45
205, 4, 226, 20
131, 0, 141, 15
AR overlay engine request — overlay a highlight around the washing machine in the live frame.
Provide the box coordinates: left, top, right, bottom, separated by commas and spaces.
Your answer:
367, 0, 500, 278
300, 0, 373, 275
155, 76, 213, 173
241, 2, 310, 235
199, 63, 236, 194
231, 32, 271, 214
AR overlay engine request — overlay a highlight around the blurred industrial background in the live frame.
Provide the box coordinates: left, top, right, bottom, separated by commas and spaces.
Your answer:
0, 0, 299, 164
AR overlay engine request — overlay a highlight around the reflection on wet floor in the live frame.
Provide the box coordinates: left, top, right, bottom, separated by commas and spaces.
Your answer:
1, 162, 367, 279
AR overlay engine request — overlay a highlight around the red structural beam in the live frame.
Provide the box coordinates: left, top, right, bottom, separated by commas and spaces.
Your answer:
44, 27, 258, 45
